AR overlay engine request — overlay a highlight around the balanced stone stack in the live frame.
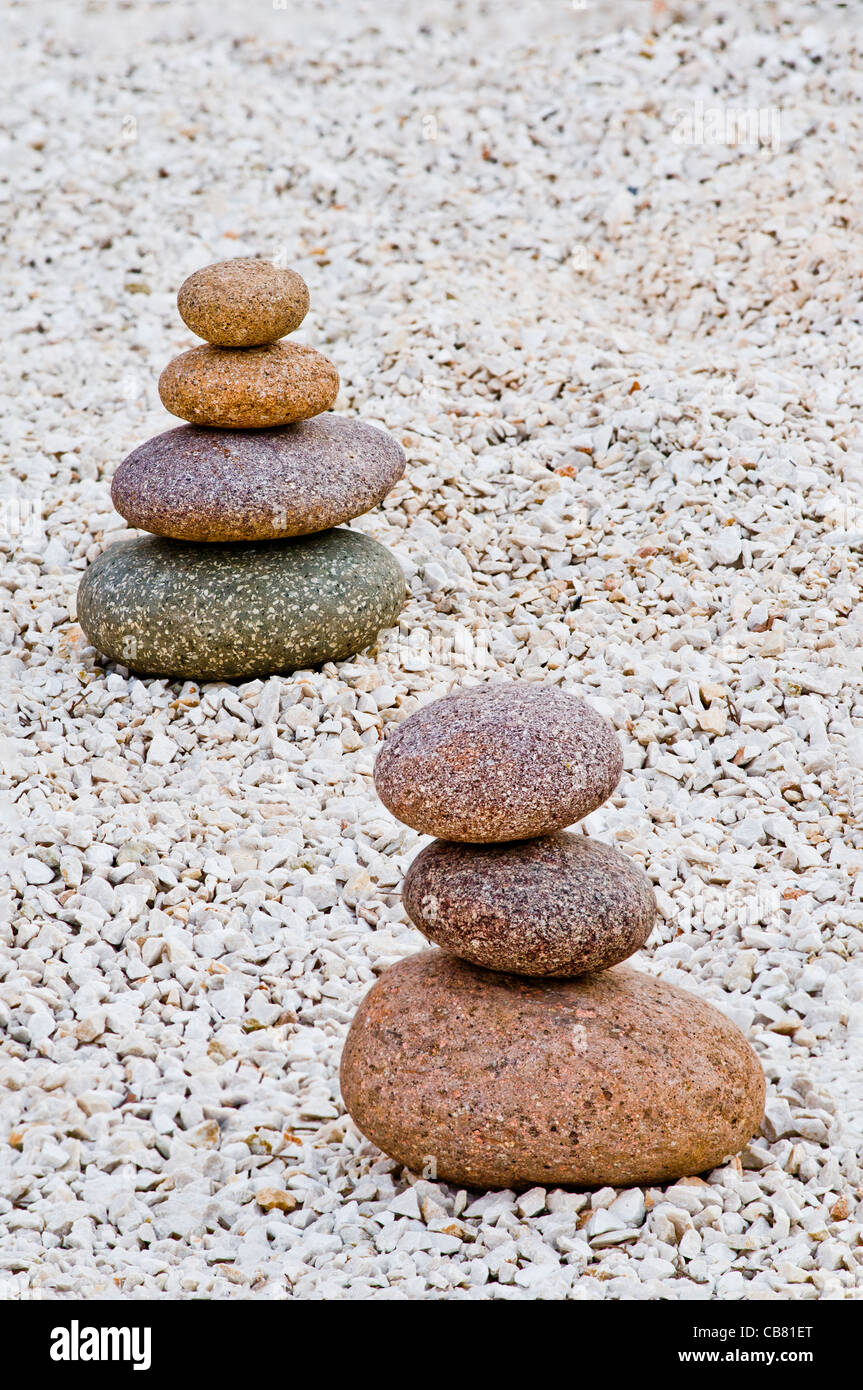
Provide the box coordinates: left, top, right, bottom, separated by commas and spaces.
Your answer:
341, 682, 765, 1190
77, 259, 406, 681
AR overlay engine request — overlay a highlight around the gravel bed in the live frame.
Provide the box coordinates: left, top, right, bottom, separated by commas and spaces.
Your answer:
1, 0, 861, 1299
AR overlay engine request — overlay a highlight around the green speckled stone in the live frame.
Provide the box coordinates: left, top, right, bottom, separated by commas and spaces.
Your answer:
77, 529, 405, 681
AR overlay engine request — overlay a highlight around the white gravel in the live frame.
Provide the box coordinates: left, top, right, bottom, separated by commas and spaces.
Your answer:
2, 0, 862, 1300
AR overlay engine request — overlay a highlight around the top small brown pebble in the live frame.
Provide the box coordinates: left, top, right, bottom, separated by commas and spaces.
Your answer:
177, 258, 310, 347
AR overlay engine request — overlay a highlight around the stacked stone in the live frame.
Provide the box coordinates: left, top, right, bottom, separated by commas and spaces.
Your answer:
77, 259, 406, 682
341, 683, 765, 1190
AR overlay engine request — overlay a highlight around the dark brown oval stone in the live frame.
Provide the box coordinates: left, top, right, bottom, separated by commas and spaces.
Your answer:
340, 950, 765, 1190
111, 415, 406, 541
374, 682, 623, 842
402, 833, 656, 976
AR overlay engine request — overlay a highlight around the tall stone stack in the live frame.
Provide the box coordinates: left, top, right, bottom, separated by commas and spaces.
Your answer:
77, 259, 406, 682
341, 682, 765, 1190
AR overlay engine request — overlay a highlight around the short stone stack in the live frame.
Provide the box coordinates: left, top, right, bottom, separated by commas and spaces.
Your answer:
77, 259, 406, 682
341, 682, 765, 1190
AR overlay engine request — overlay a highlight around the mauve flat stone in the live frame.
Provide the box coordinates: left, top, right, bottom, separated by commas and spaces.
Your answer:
374, 682, 624, 842
111, 415, 406, 541
177, 258, 309, 347
77, 528, 405, 681
402, 833, 656, 976
158, 341, 339, 428
340, 950, 765, 1190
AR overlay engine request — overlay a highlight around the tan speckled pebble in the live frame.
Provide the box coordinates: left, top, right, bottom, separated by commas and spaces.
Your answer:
177, 258, 309, 346
340, 951, 766, 1190
158, 342, 340, 429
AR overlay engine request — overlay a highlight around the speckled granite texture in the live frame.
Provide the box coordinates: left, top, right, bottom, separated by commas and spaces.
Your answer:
111, 415, 406, 542
340, 950, 766, 1190
77, 528, 405, 681
177, 258, 309, 346
374, 682, 624, 842
402, 832, 656, 976
158, 341, 339, 428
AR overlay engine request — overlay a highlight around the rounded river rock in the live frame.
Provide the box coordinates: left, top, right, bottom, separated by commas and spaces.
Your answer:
177, 259, 310, 347
374, 682, 624, 842
111, 415, 406, 541
158, 342, 339, 428
402, 832, 656, 976
77, 529, 405, 681
340, 950, 765, 1189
